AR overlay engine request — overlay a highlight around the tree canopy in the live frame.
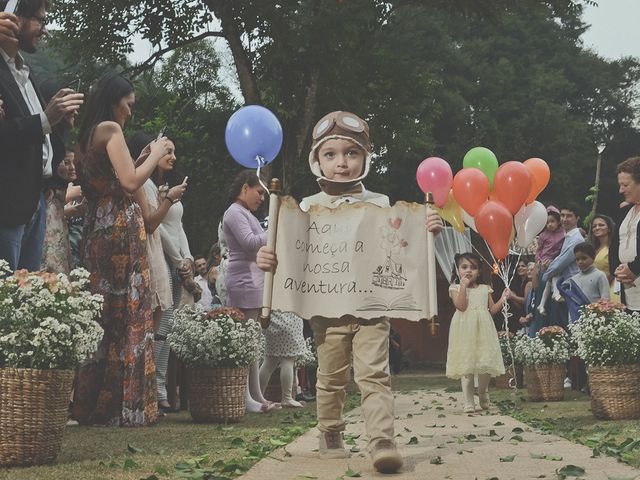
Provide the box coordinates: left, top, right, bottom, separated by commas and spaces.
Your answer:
42, 0, 640, 252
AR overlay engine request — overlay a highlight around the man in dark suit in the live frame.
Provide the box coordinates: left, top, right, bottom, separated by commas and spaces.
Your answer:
0, 1, 83, 271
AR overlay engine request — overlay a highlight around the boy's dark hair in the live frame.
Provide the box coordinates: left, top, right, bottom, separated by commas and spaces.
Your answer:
560, 203, 582, 219
194, 254, 205, 262
573, 242, 595, 259
15, 0, 50, 18
450, 252, 485, 284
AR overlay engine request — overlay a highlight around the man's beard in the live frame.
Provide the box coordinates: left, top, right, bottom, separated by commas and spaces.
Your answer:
18, 29, 37, 54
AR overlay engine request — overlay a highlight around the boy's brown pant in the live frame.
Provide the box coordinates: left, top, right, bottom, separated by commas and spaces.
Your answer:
310, 316, 394, 447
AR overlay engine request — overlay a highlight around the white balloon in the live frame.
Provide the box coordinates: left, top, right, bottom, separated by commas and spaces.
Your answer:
514, 201, 547, 248
462, 209, 477, 232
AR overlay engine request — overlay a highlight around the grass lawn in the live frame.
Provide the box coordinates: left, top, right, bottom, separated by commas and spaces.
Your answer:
2, 369, 640, 479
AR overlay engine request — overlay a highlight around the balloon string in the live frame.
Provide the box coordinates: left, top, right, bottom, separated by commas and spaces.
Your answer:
255, 155, 270, 194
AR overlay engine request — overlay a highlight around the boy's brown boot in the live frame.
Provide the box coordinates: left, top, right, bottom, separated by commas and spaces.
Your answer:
371, 439, 403, 473
319, 432, 350, 458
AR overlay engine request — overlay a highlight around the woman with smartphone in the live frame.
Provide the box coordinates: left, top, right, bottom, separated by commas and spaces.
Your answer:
71, 72, 171, 427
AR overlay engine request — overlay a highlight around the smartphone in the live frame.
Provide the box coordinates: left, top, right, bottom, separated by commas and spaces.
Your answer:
63, 78, 81, 92
4, 0, 22, 14
156, 126, 166, 141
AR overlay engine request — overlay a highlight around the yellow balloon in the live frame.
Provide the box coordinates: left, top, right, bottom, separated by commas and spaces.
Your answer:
437, 191, 465, 232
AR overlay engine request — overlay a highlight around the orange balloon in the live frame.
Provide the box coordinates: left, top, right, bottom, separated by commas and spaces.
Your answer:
452, 168, 490, 216
523, 157, 550, 204
492, 161, 532, 214
475, 200, 513, 260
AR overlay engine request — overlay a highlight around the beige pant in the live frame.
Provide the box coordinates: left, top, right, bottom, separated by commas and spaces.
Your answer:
310, 316, 394, 447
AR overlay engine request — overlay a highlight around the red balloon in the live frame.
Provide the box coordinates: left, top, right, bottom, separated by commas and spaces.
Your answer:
475, 200, 513, 260
492, 161, 532, 214
452, 168, 490, 216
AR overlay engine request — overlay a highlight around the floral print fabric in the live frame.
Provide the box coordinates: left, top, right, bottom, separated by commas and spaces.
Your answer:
71, 141, 157, 427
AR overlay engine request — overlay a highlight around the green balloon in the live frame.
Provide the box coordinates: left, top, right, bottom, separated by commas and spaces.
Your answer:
463, 147, 499, 188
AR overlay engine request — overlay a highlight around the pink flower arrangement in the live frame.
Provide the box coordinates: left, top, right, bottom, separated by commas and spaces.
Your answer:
585, 299, 626, 315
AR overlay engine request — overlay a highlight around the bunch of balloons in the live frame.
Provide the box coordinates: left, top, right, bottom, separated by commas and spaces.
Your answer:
416, 148, 550, 260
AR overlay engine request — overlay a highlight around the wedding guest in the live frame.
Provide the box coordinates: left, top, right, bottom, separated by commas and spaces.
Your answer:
589, 214, 617, 300
71, 72, 170, 426
223, 170, 277, 413
0, 2, 83, 270
611, 157, 640, 313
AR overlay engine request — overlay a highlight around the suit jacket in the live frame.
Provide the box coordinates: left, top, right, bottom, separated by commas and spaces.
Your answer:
0, 54, 64, 227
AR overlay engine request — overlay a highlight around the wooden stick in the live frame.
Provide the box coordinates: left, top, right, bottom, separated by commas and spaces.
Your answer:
258, 178, 281, 329
425, 192, 439, 336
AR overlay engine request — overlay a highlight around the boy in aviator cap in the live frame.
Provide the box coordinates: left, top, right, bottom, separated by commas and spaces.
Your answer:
257, 111, 442, 474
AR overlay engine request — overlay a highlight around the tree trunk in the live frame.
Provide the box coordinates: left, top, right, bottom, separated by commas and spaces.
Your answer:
205, 0, 261, 104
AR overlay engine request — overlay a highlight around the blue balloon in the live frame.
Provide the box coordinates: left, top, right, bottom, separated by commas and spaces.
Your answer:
225, 105, 283, 168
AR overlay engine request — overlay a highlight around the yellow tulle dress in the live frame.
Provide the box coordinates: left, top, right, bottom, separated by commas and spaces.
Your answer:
594, 246, 619, 303
446, 284, 505, 379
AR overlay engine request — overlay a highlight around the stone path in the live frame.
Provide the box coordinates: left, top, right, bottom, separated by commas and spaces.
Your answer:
240, 388, 639, 479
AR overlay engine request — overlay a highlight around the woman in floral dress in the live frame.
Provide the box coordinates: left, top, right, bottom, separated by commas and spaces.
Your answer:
71, 73, 171, 426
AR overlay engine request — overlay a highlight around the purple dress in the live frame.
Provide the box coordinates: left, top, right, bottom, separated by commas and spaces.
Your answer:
222, 202, 267, 309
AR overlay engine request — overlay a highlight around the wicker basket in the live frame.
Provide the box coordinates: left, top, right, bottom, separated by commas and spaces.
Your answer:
188, 367, 248, 423
0, 367, 75, 467
525, 364, 564, 401
493, 365, 524, 389
589, 365, 640, 420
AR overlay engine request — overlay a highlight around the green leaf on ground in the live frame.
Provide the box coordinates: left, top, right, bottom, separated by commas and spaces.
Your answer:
407, 436, 418, 445
154, 465, 169, 475
489, 429, 498, 437
127, 443, 144, 453
530, 453, 546, 459
344, 468, 361, 477
296, 474, 318, 479
546, 455, 563, 461
494, 421, 505, 426
510, 435, 524, 442
270, 438, 287, 446
123, 458, 139, 470
430, 456, 443, 464
512, 427, 524, 434
230, 437, 245, 447
464, 434, 477, 440
499, 455, 516, 462
556, 465, 586, 477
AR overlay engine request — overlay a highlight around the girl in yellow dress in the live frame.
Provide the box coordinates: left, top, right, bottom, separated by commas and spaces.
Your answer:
446, 253, 508, 413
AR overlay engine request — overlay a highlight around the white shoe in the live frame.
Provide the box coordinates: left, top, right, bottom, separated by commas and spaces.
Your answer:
564, 377, 572, 389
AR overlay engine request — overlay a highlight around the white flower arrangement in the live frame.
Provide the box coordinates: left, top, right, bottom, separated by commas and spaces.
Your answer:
168, 305, 261, 368
0, 260, 104, 369
295, 336, 317, 368
569, 299, 640, 367
514, 326, 571, 366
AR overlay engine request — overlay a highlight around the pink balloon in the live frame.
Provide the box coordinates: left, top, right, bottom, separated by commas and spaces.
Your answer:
416, 157, 453, 208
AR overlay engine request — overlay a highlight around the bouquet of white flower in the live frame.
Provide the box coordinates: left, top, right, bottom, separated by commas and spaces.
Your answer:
0, 260, 104, 370
168, 305, 261, 367
570, 299, 640, 366
514, 326, 571, 366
